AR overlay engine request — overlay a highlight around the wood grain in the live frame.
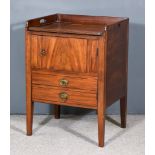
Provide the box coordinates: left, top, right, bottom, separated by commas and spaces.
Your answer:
27, 14, 58, 27
32, 70, 97, 91
25, 14, 129, 148
29, 22, 105, 36
30, 31, 100, 40
106, 20, 129, 107
87, 40, 98, 72
54, 105, 60, 119
120, 96, 127, 128
31, 35, 87, 72
97, 36, 107, 147
25, 30, 33, 135
27, 13, 128, 28
59, 14, 128, 26
32, 85, 97, 109
31, 35, 98, 73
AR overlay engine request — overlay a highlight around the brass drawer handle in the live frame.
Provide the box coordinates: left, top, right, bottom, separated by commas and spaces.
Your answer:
59, 92, 68, 101
59, 79, 69, 87
40, 49, 47, 56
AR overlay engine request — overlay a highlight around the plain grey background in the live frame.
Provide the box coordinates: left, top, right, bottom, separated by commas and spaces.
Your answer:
10, 0, 145, 114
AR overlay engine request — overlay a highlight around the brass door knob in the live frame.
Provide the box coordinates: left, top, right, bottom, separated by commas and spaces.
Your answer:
59, 79, 69, 87
59, 92, 68, 101
40, 49, 47, 56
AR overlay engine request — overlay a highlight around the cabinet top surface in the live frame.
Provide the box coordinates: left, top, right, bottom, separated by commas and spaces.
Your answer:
27, 13, 128, 36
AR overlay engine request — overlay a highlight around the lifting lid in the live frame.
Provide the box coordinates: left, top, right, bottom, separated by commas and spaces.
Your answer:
28, 21, 106, 36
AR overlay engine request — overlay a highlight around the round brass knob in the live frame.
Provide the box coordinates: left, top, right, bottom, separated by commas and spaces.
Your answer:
59, 92, 68, 101
59, 79, 69, 87
40, 49, 47, 56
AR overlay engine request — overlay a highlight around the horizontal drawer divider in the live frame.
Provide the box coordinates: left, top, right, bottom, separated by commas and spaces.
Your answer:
32, 69, 98, 77
32, 83, 97, 93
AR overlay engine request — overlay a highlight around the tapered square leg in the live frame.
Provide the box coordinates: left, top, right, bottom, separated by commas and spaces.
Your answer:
26, 30, 34, 136
97, 108, 105, 147
120, 96, 127, 128
97, 37, 106, 147
26, 101, 34, 135
54, 105, 60, 119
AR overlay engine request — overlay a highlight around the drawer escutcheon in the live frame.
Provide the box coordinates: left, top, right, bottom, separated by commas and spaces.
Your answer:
40, 49, 47, 56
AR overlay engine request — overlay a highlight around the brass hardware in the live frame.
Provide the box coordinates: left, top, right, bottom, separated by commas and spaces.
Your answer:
104, 26, 107, 31
26, 21, 28, 27
59, 92, 68, 101
40, 18, 46, 24
40, 49, 47, 56
59, 79, 69, 87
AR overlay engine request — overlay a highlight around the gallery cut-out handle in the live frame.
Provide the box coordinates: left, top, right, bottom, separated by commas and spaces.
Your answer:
40, 18, 46, 24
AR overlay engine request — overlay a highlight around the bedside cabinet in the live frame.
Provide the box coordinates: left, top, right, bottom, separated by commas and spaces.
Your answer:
25, 13, 129, 147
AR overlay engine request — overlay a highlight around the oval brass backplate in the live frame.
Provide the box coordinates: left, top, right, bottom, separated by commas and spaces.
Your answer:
59, 79, 69, 87
59, 92, 68, 102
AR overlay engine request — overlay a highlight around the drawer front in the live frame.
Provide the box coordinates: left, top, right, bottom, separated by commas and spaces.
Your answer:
32, 70, 97, 91
32, 85, 97, 108
31, 35, 98, 73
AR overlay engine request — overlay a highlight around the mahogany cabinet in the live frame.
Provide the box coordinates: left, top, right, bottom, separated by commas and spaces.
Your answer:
25, 13, 129, 147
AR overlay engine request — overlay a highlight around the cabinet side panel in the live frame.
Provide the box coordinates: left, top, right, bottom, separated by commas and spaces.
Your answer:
106, 20, 129, 106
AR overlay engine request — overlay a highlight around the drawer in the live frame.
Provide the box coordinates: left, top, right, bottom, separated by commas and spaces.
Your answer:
32, 84, 97, 108
32, 70, 97, 91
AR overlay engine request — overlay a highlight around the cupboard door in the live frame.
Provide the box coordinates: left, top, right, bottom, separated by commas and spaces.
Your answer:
31, 35, 98, 73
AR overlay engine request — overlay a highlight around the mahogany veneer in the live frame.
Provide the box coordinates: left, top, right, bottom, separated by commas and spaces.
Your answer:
25, 13, 129, 147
